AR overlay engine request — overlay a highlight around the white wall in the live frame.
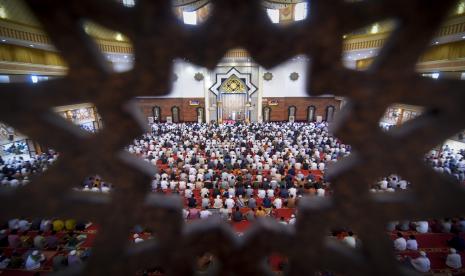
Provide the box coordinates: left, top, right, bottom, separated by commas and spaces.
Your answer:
262, 56, 309, 97
444, 139, 465, 151
168, 60, 205, 98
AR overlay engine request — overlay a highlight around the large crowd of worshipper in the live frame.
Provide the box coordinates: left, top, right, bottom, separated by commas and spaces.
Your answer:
0, 150, 58, 188
1, 121, 465, 274
0, 218, 92, 271
425, 146, 465, 182
131, 122, 347, 211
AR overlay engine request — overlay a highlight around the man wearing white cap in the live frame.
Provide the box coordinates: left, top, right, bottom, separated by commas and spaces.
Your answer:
446, 248, 462, 269
67, 250, 82, 266
25, 250, 45, 270
225, 195, 235, 209
213, 195, 223, 209
184, 188, 193, 199
410, 251, 430, 273
415, 221, 429, 233
289, 214, 296, 225
133, 234, 144, 243
246, 185, 254, 197
273, 197, 282, 209
200, 187, 209, 198
289, 186, 297, 198
394, 232, 407, 251
200, 207, 213, 219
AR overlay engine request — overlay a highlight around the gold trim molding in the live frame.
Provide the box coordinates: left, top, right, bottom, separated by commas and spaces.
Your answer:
0, 20, 133, 54
356, 40, 465, 71
0, 61, 67, 75
344, 16, 465, 52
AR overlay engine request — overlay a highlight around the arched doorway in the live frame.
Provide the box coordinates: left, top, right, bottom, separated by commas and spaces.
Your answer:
196, 107, 205, 123
307, 105, 316, 122
171, 106, 180, 123
152, 106, 161, 122
220, 74, 247, 121
263, 106, 271, 122
325, 105, 335, 122
288, 106, 296, 122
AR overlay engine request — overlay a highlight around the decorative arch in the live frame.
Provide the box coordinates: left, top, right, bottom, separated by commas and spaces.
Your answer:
288, 105, 297, 121
209, 67, 257, 96
325, 105, 335, 122
263, 106, 271, 122
152, 106, 161, 122
196, 107, 205, 123
219, 75, 247, 93
171, 106, 180, 123
307, 105, 316, 122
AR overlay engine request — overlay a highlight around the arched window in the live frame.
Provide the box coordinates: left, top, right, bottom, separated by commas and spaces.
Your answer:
325, 105, 335, 122
196, 107, 205, 123
307, 105, 316, 122
171, 106, 180, 123
122, 0, 135, 7
263, 107, 271, 122
266, 9, 279, 24
288, 106, 296, 121
294, 2, 308, 21
152, 106, 161, 122
183, 11, 197, 25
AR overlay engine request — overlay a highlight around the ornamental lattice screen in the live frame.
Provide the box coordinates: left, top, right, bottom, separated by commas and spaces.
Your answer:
1, 0, 465, 275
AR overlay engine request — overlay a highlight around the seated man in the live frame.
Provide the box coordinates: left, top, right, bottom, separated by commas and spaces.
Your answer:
248, 197, 257, 209
409, 251, 430, 273
343, 231, 356, 248
200, 207, 213, 219
0, 249, 10, 269
394, 232, 407, 251
232, 207, 243, 222
225, 195, 235, 209
255, 207, 266, 218
33, 230, 46, 249
406, 235, 418, 251
245, 208, 255, 221
45, 230, 59, 250
213, 195, 223, 209
273, 197, 283, 209
67, 250, 82, 266
263, 196, 272, 209
7, 229, 20, 248
446, 248, 462, 269
201, 195, 210, 209
188, 208, 200, 220
414, 221, 429, 233
187, 197, 197, 208
25, 250, 45, 270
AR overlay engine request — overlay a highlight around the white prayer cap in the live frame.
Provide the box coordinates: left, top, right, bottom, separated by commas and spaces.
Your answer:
32, 250, 39, 256
450, 248, 457, 253
419, 251, 427, 256
133, 234, 139, 239
291, 214, 295, 218
69, 250, 77, 256
216, 195, 220, 199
